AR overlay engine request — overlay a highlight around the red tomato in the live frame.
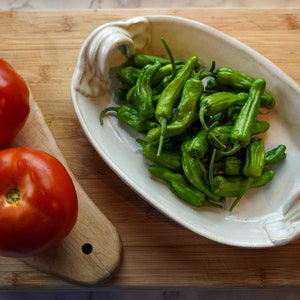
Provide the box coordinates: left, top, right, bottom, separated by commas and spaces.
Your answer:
0, 147, 78, 257
0, 59, 30, 150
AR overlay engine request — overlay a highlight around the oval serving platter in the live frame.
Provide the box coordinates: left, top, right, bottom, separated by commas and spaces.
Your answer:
71, 15, 300, 248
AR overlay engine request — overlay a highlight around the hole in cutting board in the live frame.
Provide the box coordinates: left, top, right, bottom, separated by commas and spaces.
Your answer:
81, 243, 93, 255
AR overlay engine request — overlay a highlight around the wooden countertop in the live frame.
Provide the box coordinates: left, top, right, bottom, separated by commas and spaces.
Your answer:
1, 8, 300, 289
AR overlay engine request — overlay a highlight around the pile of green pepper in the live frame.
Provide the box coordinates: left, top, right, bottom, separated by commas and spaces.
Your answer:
100, 41, 287, 212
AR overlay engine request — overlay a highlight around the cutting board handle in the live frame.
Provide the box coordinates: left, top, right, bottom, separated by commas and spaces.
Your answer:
13, 95, 122, 285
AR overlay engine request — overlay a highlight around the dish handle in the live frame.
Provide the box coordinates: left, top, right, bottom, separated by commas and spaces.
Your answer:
72, 16, 150, 98
263, 190, 300, 245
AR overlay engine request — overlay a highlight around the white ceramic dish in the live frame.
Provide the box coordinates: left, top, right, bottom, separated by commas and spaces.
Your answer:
71, 15, 300, 248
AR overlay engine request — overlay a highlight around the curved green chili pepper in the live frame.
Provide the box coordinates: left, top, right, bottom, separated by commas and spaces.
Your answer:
152, 64, 184, 98
99, 105, 156, 133
265, 144, 287, 165
155, 55, 198, 156
137, 139, 182, 171
213, 67, 275, 109
125, 84, 136, 104
116, 63, 184, 90
226, 105, 243, 124
206, 112, 224, 128
133, 53, 186, 68
230, 137, 266, 211
148, 165, 221, 208
153, 63, 184, 86
199, 91, 248, 131
251, 121, 271, 135
242, 138, 266, 178
208, 121, 270, 149
184, 128, 210, 159
199, 92, 249, 151
220, 78, 266, 156
116, 66, 141, 86
130, 60, 161, 120
133, 54, 173, 67
215, 67, 254, 90
260, 93, 275, 110
181, 139, 221, 201
212, 169, 275, 198
146, 76, 203, 144
214, 156, 244, 176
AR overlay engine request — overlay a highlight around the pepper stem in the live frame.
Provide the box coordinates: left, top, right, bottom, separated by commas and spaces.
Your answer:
199, 108, 209, 131
157, 118, 167, 156
229, 177, 253, 212
200, 110, 226, 150
219, 143, 241, 156
206, 121, 227, 150
161, 37, 176, 80
198, 60, 216, 80
99, 106, 119, 125
209, 148, 217, 190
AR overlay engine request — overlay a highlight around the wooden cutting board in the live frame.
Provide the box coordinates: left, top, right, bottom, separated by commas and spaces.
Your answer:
12, 95, 123, 285
1, 8, 300, 288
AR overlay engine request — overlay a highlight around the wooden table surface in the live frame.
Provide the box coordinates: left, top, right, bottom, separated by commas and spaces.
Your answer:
1, 8, 300, 289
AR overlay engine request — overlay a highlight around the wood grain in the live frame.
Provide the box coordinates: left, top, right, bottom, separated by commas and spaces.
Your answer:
0, 8, 300, 288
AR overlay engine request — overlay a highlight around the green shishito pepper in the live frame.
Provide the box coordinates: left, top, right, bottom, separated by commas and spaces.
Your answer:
207, 121, 270, 149
265, 144, 287, 165
199, 91, 249, 150
146, 75, 203, 144
199, 91, 248, 131
99, 104, 156, 133
181, 139, 221, 201
153, 63, 184, 87
229, 137, 266, 211
155, 55, 198, 156
220, 78, 266, 156
116, 66, 141, 86
214, 67, 275, 109
214, 156, 244, 176
148, 165, 222, 208
133, 53, 185, 68
215, 67, 254, 90
116, 63, 183, 88
128, 60, 161, 120
242, 138, 266, 178
185, 128, 210, 159
137, 139, 182, 171
212, 170, 275, 198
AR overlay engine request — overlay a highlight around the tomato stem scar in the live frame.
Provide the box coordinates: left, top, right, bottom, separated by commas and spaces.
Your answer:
5, 187, 22, 205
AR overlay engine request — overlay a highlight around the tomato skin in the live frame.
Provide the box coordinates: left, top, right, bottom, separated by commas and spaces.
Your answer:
0, 59, 30, 150
0, 147, 78, 257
